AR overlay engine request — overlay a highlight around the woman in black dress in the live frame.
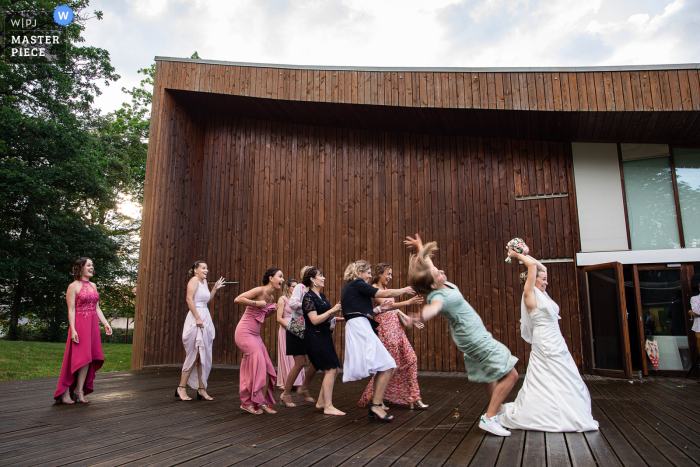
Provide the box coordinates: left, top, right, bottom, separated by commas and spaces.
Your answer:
302, 267, 344, 416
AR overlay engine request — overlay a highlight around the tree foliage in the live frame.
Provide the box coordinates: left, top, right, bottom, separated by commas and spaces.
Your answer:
0, 0, 133, 340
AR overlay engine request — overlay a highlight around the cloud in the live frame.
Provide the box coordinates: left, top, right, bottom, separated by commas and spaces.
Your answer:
82, 0, 700, 113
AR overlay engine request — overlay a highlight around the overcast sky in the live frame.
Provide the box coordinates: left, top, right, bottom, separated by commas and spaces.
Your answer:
83, 0, 700, 114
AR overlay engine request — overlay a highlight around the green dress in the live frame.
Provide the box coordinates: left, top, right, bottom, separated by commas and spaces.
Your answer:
428, 281, 517, 383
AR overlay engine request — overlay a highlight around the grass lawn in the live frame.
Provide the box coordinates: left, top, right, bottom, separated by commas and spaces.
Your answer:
0, 340, 132, 381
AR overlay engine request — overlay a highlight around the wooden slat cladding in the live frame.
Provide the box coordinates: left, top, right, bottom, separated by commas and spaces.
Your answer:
157, 60, 700, 114
134, 103, 581, 373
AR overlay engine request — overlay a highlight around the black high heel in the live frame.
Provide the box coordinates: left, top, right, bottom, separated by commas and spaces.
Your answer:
368, 403, 393, 422
197, 387, 213, 401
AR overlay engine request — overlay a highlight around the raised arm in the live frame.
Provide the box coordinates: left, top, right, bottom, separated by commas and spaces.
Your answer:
209, 277, 225, 300
289, 283, 305, 311
509, 249, 543, 312
375, 286, 415, 299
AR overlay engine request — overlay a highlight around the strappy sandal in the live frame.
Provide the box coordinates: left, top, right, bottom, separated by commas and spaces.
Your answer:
74, 390, 89, 403
297, 388, 315, 402
280, 394, 296, 407
197, 388, 213, 401
241, 405, 263, 415
368, 403, 393, 422
56, 391, 75, 405
174, 386, 191, 401
410, 400, 429, 410
259, 404, 277, 414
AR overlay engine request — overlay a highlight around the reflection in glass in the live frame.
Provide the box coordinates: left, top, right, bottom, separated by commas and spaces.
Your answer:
622, 157, 680, 250
639, 269, 690, 371
673, 148, 700, 248
588, 268, 623, 371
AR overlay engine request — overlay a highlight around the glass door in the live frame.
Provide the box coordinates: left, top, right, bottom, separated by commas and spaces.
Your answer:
584, 262, 633, 378
638, 266, 692, 374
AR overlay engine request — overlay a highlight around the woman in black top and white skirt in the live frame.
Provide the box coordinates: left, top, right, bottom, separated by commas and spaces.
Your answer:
340, 260, 415, 422
301, 267, 345, 416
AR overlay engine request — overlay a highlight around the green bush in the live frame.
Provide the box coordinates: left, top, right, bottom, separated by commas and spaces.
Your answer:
1, 324, 133, 343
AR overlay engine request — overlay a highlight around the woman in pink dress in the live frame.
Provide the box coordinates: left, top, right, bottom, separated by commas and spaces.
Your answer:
175, 260, 225, 401
359, 263, 428, 410
234, 267, 285, 414
54, 258, 113, 404
275, 279, 305, 390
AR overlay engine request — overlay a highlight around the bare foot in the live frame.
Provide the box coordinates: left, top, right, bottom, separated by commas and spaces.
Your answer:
297, 388, 315, 402
324, 406, 346, 416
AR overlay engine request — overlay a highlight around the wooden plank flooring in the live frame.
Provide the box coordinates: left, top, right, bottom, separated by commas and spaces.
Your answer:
2, 368, 699, 466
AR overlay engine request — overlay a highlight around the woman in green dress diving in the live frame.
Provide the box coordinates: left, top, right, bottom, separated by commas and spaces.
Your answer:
405, 234, 518, 437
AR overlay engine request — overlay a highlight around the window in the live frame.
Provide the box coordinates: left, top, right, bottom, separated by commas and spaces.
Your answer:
620, 144, 700, 250
673, 148, 700, 248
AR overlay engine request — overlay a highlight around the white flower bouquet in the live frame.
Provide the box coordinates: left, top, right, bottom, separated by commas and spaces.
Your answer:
505, 238, 529, 263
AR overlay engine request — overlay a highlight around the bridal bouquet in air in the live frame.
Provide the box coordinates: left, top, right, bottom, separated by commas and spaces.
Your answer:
505, 238, 528, 263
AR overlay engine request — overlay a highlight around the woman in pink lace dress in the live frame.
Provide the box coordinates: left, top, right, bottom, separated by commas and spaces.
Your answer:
54, 258, 113, 404
275, 279, 305, 390
234, 267, 285, 414
358, 263, 428, 410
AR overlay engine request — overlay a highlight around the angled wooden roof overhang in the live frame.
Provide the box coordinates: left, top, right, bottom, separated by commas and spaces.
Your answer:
156, 57, 700, 143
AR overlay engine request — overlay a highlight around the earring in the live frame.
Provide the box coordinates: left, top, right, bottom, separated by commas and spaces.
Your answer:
312, 281, 317, 287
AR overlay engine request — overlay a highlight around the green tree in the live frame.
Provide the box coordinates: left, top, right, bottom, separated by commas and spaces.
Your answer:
0, 0, 126, 340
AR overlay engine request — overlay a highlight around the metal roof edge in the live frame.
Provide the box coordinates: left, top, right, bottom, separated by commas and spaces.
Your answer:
154, 57, 700, 73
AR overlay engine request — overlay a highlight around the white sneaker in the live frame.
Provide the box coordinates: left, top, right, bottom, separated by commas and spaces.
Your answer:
479, 414, 511, 437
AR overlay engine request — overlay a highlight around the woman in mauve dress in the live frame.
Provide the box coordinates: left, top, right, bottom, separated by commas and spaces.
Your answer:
54, 258, 113, 404
234, 268, 285, 414
358, 263, 427, 410
175, 260, 225, 401
275, 279, 305, 390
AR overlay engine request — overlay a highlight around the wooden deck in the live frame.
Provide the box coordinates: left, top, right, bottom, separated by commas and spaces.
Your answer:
2, 367, 699, 466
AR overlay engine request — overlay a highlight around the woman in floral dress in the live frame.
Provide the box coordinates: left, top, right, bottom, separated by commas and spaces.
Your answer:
358, 263, 428, 410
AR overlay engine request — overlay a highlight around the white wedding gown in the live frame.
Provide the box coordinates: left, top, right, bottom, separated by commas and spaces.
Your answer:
500, 288, 598, 432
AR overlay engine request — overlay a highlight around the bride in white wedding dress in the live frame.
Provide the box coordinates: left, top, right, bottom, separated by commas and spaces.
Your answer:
499, 249, 598, 432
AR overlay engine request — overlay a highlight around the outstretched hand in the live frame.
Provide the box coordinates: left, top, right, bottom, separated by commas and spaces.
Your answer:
213, 277, 226, 290
404, 234, 423, 251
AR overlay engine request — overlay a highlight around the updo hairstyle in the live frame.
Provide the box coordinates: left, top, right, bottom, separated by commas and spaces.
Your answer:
519, 268, 546, 286
188, 260, 206, 277
283, 279, 297, 298
302, 267, 323, 287
343, 260, 372, 281
262, 267, 282, 285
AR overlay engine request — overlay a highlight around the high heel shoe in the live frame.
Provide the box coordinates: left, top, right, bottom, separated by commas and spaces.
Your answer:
280, 394, 296, 407
73, 390, 89, 403
197, 388, 213, 401
368, 403, 393, 422
259, 404, 277, 414
174, 386, 191, 401
296, 388, 315, 402
410, 400, 429, 410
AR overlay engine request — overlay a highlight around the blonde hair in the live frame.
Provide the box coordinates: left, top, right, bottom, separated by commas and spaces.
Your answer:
407, 242, 438, 296
520, 268, 546, 286
343, 260, 372, 281
283, 279, 297, 298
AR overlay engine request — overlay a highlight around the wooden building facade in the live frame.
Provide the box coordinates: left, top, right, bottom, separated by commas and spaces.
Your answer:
132, 58, 700, 377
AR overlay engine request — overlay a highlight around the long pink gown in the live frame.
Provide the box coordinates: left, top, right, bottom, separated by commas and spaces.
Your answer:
182, 280, 214, 389
235, 303, 277, 407
54, 281, 104, 401
276, 296, 304, 388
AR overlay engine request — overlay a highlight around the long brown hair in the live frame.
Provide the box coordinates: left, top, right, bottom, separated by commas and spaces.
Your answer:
407, 242, 438, 296
372, 263, 392, 286
72, 257, 91, 281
